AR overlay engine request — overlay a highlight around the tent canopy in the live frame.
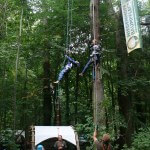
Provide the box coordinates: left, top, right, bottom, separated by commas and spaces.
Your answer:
35, 126, 77, 146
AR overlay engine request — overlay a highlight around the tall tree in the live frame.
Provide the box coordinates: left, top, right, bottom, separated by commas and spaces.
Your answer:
13, 7, 23, 130
90, 0, 105, 126
116, 7, 134, 149
43, 57, 52, 125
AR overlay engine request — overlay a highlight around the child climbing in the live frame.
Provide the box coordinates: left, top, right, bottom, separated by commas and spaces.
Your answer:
54, 54, 80, 84
79, 39, 101, 78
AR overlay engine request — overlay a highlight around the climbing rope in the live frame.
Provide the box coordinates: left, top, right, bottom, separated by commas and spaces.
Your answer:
66, 0, 74, 52
92, 0, 99, 129
56, 0, 74, 124
66, 0, 70, 50
94, 55, 98, 128
92, 0, 96, 40
69, 0, 74, 45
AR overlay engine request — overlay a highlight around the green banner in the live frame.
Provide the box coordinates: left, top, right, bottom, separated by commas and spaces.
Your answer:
121, 0, 142, 53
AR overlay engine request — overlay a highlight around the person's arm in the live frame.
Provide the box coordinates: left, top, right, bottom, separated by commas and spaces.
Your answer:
93, 130, 98, 142
65, 55, 79, 65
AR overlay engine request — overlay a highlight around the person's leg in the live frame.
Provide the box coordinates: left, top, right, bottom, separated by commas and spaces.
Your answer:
80, 58, 93, 76
54, 67, 69, 83
92, 57, 98, 80
95, 54, 100, 65
92, 54, 100, 80
92, 64, 96, 80
58, 68, 67, 81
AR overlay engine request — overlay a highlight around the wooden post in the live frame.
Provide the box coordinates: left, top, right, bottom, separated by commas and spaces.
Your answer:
75, 131, 80, 150
90, 0, 105, 127
31, 125, 35, 150
72, 126, 80, 150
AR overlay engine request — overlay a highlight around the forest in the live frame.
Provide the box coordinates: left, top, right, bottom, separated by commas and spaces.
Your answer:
0, 0, 150, 150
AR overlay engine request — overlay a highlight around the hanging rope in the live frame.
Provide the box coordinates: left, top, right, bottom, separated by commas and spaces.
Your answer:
66, 0, 70, 50
69, 0, 73, 45
56, 0, 74, 125
94, 55, 98, 128
66, 0, 73, 51
92, 0, 96, 40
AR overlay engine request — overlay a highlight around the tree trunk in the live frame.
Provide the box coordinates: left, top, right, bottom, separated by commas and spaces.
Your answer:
116, 8, 134, 149
13, 8, 23, 130
43, 58, 52, 125
106, 55, 117, 134
90, 0, 105, 126
20, 63, 28, 129
106, 0, 134, 147
1, 61, 6, 129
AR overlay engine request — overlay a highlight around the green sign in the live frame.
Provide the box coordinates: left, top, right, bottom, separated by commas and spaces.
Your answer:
121, 0, 142, 53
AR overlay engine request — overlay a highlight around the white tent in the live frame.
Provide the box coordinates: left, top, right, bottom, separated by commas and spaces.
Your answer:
33, 126, 80, 150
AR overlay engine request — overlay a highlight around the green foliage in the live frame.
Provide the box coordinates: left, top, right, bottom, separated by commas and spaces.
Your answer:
76, 116, 94, 138
75, 116, 95, 149
123, 127, 150, 150
131, 128, 150, 150
0, 129, 19, 150
0, 0, 150, 149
